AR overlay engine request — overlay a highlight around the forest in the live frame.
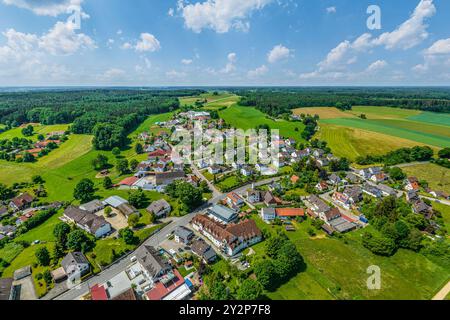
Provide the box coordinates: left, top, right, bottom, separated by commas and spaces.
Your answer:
231, 87, 450, 116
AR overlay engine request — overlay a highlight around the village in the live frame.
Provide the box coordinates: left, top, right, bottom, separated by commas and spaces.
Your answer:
1, 108, 448, 301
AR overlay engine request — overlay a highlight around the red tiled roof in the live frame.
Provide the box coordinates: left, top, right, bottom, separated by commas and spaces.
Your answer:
291, 175, 299, 183
91, 284, 108, 300
275, 208, 305, 217
118, 176, 139, 186
148, 149, 169, 157
146, 269, 185, 300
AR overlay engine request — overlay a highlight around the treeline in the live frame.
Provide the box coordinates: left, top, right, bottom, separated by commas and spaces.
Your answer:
0, 89, 205, 150
231, 87, 450, 116
356, 146, 434, 166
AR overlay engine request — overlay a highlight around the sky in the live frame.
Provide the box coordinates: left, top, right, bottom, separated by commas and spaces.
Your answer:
0, 0, 449, 86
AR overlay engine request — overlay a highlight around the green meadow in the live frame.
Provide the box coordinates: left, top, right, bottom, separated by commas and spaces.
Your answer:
219, 104, 306, 141
0, 124, 69, 140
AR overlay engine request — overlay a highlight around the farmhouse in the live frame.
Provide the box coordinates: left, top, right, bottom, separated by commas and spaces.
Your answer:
191, 215, 262, 256
146, 199, 171, 218
9, 193, 34, 212
61, 252, 90, 284
64, 206, 112, 238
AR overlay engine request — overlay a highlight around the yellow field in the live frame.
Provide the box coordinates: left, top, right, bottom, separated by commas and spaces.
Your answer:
348, 106, 422, 119
402, 163, 450, 194
316, 123, 437, 161
293, 107, 355, 119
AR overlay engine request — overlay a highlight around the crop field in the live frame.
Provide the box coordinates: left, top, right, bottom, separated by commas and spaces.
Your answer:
349, 106, 422, 119
180, 92, 239, 107
408, 112, 450, 127
219, 105, 305, 141
252, 216, 449, 300
401, 163, 450, 194
293, 107, 353, 119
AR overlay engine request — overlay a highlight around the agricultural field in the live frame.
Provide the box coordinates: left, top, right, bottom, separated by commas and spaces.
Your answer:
401, 163, 450, 194
219, 105, 306, 141
251, 216, 449, 300
295, 106, 449, 160
0, 124, 69, 140
180, 92, 239, 109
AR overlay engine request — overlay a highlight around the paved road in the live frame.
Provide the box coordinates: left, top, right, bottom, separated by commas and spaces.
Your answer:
192, 165, 222, 198
432, 280, 450, 300
50, 175, 279, 300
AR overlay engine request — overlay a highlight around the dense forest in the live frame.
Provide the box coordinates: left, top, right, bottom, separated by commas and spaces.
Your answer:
230, 87, 450, 116
0, 89, 205, 150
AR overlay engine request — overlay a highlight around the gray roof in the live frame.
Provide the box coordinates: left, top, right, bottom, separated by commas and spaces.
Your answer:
13, 266, 31, 280
79, 199, 105, 212
309, 195, 330, 213
262, 207, 276, 215
207, 204, 238, 223
61, 252, 89, 272
136, 245, 170, 278
0, 225, 16, 235
345, 172, 360, 183
343, 186, 363, 200
377, 184, 396, 195
146, 199, 171, 215
174, 226, 193, 240
330, 217, 357, 233
191, 239, 216, 262
103, 196, 128, 208
64, 206, 109, 234
0, 206, 8, 216
118, 203, 139, 217
329, 174, 341, 183
0, 278, 13, 301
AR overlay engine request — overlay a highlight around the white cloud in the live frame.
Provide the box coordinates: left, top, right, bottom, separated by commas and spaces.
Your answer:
38, 20, 95, 55
247, 65, 268, 77
135, 33, 161, 52
425, 38, 450, 55
181, 58, 193, 65
366, 60, 388, 73
373, 0, 436, 50
267, 45, 291, 63
414, 38, 450, 73
168, 8, 175, 16
121, 42, 132, 50
100, 68, 125, 80
326, 6, 336, 14
2, 0, 84, 16
177, 0, 273, 33
117, 29, 123, 35
221, 52, 237, 73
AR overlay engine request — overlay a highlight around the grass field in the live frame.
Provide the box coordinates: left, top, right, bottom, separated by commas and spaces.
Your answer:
316, 123, 437, 161
293, 107, 353, 119
180, 92, 239, 109
408, 112, 450, 127
251, 216, 449, 300
0, 124, 69, 140
349, 106, 422, 119
220, 105, 305, 141
401, 163, 450, 194
131, 112, 175, 137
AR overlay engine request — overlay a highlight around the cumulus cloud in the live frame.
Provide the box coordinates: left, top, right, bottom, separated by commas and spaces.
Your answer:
425, 38, 450, 55
326, 6, 336, 14
222, 52, 237, 73
177, 0, 273, 33
366, 60, 388, 73
414, 38, 450, 73
135, 33, 161, 52
181, 58, 193, 65
267, 45, 291, 63
247, 65, 268, 77
3, 0, 87, 17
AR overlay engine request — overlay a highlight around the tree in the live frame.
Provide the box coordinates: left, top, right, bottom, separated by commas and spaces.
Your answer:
254, 259, 278, 291
130, 159, 139, 171
66, 230, 93, 252
116, 159, 129, 175
165, 181, 203, 211
37, 134, 45, 141
103, 176, 113, 189
35, 247, 51, 266
43, 269, 53, 286
0, 183, 15, 201
92, 123, 126, 151
135, 143, 144, 154
119, 228, 138, 245
23, 152, 35, 163
208, 276, 229, 300
32, 175, 45, 184
128, 189, 147, 208
73, 178, 95, 203
91, 154, 109, 170
388, 167, 406, 181
21, 125, 34, 137
53, 242, 65, 260
362, 232, 397, 256
128, 214, 140, 228
104, 206, 113, 217
53, 222, 71, 247
236, 279, 263, 300
112, 147, 121, 157
438, 147, 450, 159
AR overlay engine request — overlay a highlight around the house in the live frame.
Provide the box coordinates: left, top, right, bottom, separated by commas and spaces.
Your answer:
191, 215, 262, 256
343, 186, 363, 204
291, 175, 300, 184
405, 177, 420, 191
308, 195, 331, 215
135, 245, 172, 285
103, 196, 128, 208
429, 190, 450, 199
206, 205, 238, 224
155, 171, 185, 186
0, 278, 14, 301
332, 192, 352, 210
263, 191, 281, 207
345, 172, 360, 184
0, 225, 16, 237
62, 252, 90, 284
412, 201, 433, 219
275, 208, 305, 220
64, 206, 112, 238
319, 207, 342, 224
315, 181, 329, 192
328, 174, 341, 185
226, 192, 244, 209
191, 239, 217, 264
316, 158, 329, 167
247, 189, 262, 203
118, 203, 140, 218
174, 226, 194, 245
79, 200, 105, 213
377, 184, 397, 197
362, 183, 382, 198
148, 149, 170, 161
118, 176, 140, 187
406, 190, 420, 203
145, 269, 191, 301
313, 149, 325, 158
9, 193, 34, 212
208, 165, 222, 175
240, 166, 254, 177
146, 199, 172, 218
261, 207, 276, 223
196, 160, 209, 169
370, 173, 387, 183
0, 206, 8, 218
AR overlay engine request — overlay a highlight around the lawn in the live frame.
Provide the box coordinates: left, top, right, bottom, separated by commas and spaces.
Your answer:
250, 215, 450, 300
316, 123, 435, 161
219, 105, 305, 141
432, 202, 450, 227
401, 163, 450, 194
216, 176, 241, 191
14, 212, 62, 243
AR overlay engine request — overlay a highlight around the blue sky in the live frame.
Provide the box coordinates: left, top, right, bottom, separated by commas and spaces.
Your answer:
0, 0, 449, 86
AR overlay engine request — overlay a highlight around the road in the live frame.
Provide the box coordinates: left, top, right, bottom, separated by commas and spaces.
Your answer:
50, 175, 279, 300
432, 280, 450, 300
191, 165, 222, 198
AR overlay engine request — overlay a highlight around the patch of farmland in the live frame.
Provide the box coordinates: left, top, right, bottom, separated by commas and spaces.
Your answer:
293, 107, 354, 119
408, 112, 450, 127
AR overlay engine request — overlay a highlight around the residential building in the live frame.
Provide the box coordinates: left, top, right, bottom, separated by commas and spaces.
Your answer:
412, 201, 433, 219
345, 172, 360, 184
135, 245, 172, 285
377, 184, 397, 197
370, 173, 387, 183
263, 191, 281, 207
79, 200, 105, 213
64, 206, 112, 238
240, 166, 254, 177
226, 192, 244, 209
206, 205, 238, 224
261, 207, 276, 223
315, 181, 329, 192
146, 199, 172, 218
332, 192, 351, 210
208, 165, 222, 175
0, 206, 8, 218
62, 252, 90, 284
247, 189, 262, 203
9, 193, 34, 212
343, 186, 363, 203
145, 269, 191, 301
319, 207, 341, 224
405, 177, 420, 191
362, 183, 382, 198
191, 238, 217, 264
174, 226, 194, 245
328, 174, 341, 185
406, 190, 420, 203
308, 195, 331, 215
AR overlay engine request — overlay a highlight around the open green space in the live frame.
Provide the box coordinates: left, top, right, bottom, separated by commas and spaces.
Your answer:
219, 105, 305, 141
0, 124, 69, 140
401, 163, 450, 194
408, 112, 450, 127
